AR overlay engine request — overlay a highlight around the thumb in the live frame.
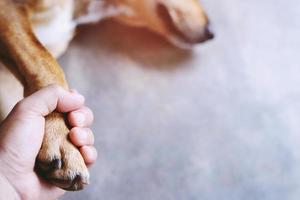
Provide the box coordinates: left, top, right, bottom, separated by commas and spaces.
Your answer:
12, 84, 85, 118
0, 85, 85, 164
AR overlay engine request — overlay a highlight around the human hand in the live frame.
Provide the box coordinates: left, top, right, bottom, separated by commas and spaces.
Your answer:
0, 85, 97, 200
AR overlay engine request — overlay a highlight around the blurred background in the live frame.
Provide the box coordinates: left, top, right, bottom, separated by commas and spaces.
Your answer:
61, 0, 300, 199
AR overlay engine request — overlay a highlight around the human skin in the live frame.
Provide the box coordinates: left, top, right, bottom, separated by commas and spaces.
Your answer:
0, 85, 97, 200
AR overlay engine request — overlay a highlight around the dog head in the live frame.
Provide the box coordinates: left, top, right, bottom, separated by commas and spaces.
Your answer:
77, 0, 214, 48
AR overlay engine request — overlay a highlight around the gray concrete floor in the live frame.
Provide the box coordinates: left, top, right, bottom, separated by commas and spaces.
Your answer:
61, 0, 300, 199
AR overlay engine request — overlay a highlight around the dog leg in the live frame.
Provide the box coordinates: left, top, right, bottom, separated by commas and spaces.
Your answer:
0, 64, 23, 122
0, 0, 89, 191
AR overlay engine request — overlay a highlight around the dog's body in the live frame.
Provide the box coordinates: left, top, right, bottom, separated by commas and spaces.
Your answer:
0, 0, 212, 191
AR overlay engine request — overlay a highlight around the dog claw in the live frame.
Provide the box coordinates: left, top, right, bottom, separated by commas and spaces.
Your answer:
49, 172, 89, 191
51, 158, 62, 170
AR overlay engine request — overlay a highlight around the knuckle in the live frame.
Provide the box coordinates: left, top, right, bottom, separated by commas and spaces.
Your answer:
49, 83, 60, 89
49, 84, 63, 94
13, 100, 28, 114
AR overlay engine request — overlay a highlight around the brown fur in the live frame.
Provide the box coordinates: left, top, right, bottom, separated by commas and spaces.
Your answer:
0, 0, 212, 191
0, 0, 87, 191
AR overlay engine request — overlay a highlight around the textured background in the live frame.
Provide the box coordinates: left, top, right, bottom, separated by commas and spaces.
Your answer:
61, 0, 300, 199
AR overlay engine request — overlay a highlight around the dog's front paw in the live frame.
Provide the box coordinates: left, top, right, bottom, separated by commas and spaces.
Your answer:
36, 112, 89, 191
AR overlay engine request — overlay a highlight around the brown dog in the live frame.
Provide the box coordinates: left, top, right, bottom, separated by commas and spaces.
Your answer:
0, 0, 213, 191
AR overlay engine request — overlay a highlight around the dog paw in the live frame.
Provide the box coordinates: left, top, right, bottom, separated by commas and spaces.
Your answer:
36, 112, 89, 191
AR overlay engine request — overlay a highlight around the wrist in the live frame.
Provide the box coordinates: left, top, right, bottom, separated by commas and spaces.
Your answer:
0, 172, 20, 200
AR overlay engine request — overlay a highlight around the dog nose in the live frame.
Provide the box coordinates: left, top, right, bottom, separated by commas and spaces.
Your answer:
204, 26, 214, 40
195, 25, 214, 43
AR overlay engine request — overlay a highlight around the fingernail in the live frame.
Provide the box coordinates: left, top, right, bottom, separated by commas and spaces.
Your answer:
70, 89, 85, 102
70, 89, 78, 93
82, 146, 97, 163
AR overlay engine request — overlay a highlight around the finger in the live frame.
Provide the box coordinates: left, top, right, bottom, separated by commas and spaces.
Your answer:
68, 106, 94, 127
79, 146, 97, 165
69, 127, 94, 147
13, 85, 85, 117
